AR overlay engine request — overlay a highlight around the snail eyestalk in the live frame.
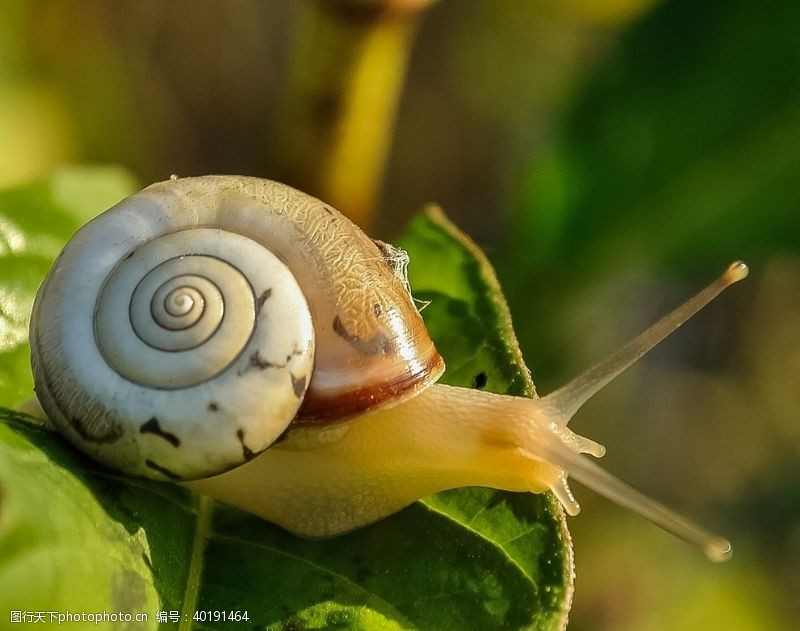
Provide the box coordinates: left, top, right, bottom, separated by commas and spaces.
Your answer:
543, 261, 749, 425
532, 261, 747, 562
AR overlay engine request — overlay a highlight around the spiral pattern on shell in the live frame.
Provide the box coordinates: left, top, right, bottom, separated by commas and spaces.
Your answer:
31, 220, 315, 481
95, 230, 273, 389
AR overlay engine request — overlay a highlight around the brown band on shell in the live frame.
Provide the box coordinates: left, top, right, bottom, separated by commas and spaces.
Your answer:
294, 349, 444, 424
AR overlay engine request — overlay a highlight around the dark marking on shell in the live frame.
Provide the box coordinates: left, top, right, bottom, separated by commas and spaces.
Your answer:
332, 315, 392, 356
208, 402, 219, 412
373, 303, 382, 317
236, 429, 255, 461
472, 372, 488, 390
70, 416, 124, 444
324, 206, 334, 215
256, 288, 272, 311
291, 373, 308, 399
239, 347, 306, 375
140, 417, 180, 447
247, 351, 273, 371
332, 316, 354, 342
145, 459, 181, 480
123, 250, 136, 261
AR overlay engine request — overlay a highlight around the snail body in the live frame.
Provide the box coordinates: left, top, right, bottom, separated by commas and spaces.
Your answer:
30, 175, 745, 560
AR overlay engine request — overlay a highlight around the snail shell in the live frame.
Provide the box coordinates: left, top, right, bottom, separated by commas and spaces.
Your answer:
30, 175, 444, 480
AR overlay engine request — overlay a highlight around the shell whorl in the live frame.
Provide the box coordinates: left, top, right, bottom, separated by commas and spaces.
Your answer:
31, 208, 315, 481
95, 231, 268, 389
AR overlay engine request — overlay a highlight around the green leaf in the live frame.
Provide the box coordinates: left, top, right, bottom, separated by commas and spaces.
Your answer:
0, 410, 196, 630
0, 176, 572, 630
512, 0, 800, 274
398, 205, 539, 399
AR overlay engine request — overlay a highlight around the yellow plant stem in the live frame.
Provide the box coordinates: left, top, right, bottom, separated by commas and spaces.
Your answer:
270, 0, 434, 228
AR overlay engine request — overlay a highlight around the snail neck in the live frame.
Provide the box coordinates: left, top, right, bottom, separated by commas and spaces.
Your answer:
187, 384, 561, 536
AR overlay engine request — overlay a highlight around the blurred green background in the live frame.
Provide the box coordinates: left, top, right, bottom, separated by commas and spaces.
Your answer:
1, 0, 798, 629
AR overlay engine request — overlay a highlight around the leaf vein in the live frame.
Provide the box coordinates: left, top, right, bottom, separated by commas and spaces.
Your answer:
179, 495, 212, 631
211, 533, 414, 626
418, 499, 536, 588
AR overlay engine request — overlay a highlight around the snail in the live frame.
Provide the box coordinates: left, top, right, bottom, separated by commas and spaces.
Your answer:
29, 175, 747, 562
